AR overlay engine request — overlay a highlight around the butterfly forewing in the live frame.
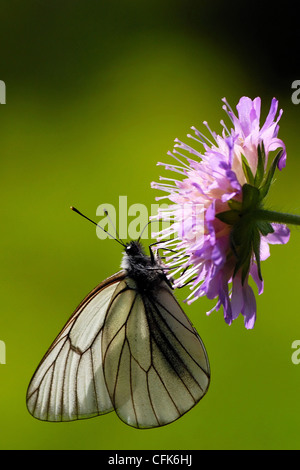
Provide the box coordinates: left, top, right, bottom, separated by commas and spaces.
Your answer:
26, 273, 124, 422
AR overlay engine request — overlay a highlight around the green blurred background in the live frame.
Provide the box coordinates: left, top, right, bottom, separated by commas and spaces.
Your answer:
1, 0, 300, 450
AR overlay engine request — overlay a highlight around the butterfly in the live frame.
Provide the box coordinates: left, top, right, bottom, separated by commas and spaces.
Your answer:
26, 207, 210, 428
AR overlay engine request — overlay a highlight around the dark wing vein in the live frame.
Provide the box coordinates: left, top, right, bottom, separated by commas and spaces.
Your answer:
27, 274, 124, 421
145, 372, 160, 426
110, 294, 138, 404
129, 348, 139, 427
154, 288, 198, 332
147, 299, 198, 399
151, 363, 181, 414
27, 336, 69, 400
149, 294, 210, 378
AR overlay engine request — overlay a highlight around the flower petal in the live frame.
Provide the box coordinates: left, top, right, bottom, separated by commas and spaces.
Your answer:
265, 223, 290, 245
231, 275, 244, 320
250, 263, 264, 295
241, 283, 257, 329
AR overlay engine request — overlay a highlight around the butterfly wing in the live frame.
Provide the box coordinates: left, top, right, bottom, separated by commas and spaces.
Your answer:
102, 279, 210, 428
26, 272, 125, 422
27, 273, 210, 427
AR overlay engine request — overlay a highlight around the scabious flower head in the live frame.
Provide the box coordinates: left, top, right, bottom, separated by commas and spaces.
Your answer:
151, 97, 290, 329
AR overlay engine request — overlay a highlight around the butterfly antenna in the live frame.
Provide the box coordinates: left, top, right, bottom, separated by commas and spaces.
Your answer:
103, 208, 124, 245
137, 220, 152, 243
70, 206, 125, 247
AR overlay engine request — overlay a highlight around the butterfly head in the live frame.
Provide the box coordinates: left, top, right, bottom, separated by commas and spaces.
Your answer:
121, 241, 147, 270
124, 240, 144, 257
121, 240, 167, 291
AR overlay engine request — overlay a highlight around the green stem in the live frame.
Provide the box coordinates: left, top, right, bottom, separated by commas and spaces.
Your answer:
254, 209, 300, 226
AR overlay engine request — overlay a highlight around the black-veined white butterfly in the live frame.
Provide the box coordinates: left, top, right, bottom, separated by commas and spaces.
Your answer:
26, 207, 210, 428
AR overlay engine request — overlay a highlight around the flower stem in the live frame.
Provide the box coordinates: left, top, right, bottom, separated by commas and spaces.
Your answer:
254, 209, 300, 226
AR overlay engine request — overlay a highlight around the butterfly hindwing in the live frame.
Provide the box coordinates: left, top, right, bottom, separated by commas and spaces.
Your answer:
102, 279, 210, 428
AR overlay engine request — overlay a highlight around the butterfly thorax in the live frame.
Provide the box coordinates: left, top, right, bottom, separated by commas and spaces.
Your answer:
121, 241, 166, 292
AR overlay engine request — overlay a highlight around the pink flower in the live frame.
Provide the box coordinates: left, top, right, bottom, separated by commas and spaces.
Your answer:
151, 97, 289, 329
